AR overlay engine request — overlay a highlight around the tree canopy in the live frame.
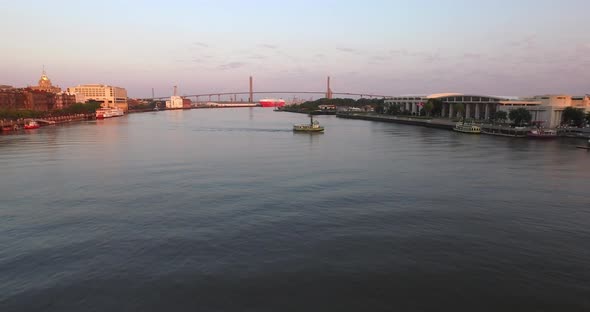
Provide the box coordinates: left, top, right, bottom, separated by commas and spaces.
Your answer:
492, 111, 508, 122
293, 97, 384, 112
562, 107, 585, 127
508, 108, 532, 126
423, 101, 434, 117
0, 102, 102, 120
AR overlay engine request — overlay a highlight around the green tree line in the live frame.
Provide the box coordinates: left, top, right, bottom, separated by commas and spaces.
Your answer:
287, 98, 384, 112
0, 102, 102, 120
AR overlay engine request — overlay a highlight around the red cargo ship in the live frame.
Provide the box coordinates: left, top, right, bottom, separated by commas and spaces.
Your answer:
259, 99, 285, 107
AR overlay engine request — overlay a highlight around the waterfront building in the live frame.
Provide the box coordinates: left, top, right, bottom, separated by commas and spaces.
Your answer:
166, 96, 183, 109
0, 88, 61, 111
0, 88, 25, 109
318, 104, 336, 110
495, 95, 590, 128
385, 93, 590, 127
166, 96, 191, 109
67, 84, 128, 112
23, 89, 57, 111
55, 92, 77, 110
30, 70, 62, 93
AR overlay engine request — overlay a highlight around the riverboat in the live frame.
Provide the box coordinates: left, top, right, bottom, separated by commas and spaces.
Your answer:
96, 107, 124, 119
527, 128, 558, 139
293, 115, 324, 132
481, 125, 528, 137
453, 120, 481, 134
260, 99, 286, 108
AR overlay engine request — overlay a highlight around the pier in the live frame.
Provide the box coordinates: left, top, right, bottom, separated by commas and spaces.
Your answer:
1, 114, 94, 132
336, 113, 455, 130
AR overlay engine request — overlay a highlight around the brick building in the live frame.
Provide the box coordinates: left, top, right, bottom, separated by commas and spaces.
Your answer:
55, 92, 77, 109
0, 88, 68, 111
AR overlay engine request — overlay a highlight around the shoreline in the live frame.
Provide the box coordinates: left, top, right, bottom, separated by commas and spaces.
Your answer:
336, 113, 590, 140
1, 113, 94, 133
336, 113, 455, 130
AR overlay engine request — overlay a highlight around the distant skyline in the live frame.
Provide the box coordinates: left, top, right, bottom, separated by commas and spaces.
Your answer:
1, 0, 589, 97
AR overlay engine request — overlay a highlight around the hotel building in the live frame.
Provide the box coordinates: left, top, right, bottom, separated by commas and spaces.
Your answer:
67, 84, 128, 112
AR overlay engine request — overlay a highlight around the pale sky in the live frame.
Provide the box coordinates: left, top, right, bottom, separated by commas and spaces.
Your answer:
1, 0, 589, 98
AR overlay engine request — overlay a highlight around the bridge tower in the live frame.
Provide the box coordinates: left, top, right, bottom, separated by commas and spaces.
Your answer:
249, 76, 254, 103
326, 76, 333, 99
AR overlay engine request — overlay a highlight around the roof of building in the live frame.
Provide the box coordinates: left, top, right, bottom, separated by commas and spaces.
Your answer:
426, 93, 463, 99
388, 93, 508, 101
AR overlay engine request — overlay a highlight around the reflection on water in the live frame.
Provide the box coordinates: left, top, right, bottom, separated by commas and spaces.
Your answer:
0, 108, 589, 312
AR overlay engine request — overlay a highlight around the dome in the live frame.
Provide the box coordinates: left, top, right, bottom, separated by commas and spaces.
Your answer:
38, 71, 52, 86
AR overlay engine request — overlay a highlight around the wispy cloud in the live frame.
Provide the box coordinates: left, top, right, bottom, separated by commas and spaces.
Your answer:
389, 49, 408, 56
336, 47, 357, 53
388, 49, 441, 62
508, 34, 537, 49
193, 42, 209, 47
218, 62, 246, 70
259, 44, 278, 49
370, 55, 392, 62
248, 54, 268, 60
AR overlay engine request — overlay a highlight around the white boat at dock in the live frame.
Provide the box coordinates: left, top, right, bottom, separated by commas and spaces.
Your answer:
96, 107, 125, 119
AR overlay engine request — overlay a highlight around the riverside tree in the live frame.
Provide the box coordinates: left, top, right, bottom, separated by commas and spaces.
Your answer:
423, 101, 434, 117
492, 111, 508, 123
561, 107, 585, 127
425, 99, 443, 117
508, 108, 532, 126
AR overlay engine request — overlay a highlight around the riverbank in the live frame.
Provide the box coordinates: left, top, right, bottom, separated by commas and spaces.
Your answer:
277, 108, 337, 115
337, 112, 590, 140
337, 113, 455, 130
1, 113, 94, 132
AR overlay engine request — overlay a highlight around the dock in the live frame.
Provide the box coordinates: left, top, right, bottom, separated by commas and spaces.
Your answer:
481, 125, 528, 138
336, 113, 455, 130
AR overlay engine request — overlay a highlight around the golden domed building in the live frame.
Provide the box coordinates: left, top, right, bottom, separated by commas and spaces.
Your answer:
31, 69, 62, 93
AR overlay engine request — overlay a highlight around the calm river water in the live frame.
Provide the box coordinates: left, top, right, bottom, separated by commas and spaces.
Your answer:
1, 108, 589, 311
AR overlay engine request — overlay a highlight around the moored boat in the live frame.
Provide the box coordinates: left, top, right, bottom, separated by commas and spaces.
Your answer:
109, 107, 124, 117
96, 107, 124, 119
453, 120, 481, 134
1, 124, 19, 132
24, 120, 40, 129
481, 125, 528, 137
260, 99, 286, 108
527, 128, 557, 139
